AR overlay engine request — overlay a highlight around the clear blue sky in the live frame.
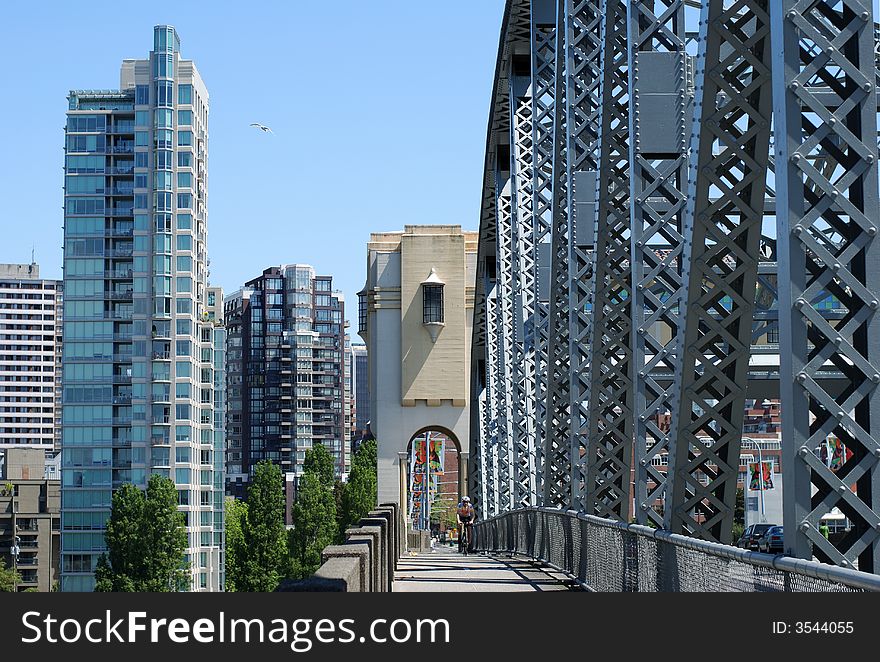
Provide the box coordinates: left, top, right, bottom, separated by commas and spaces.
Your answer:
0, 0, 505, 322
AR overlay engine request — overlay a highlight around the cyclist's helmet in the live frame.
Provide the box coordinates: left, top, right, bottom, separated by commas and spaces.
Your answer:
462, 496, 471, 502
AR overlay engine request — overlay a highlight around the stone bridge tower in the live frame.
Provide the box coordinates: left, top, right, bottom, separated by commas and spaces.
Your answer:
358, 226, 477, 514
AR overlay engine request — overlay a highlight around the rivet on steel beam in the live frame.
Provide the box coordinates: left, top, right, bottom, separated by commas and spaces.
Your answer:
838, 485, 848, 494
790, 81, 800, 90
874, 447, 880, 458
861, 10, 870, 21
840, 560, 849, 567
872, 373, 880, 383
640, 459, 647, 467
800, 521, 810, 531
795, 298, 807, 309
864, 82, 873, 93
835, 336, 843, 346
797, 372, 807, 383
828, 117, 837, 126
791, 153, 802, 163
641, 503, 648, 510
875, 522, 880, 532
867, 155, 875, 165
832, 262, 841, 271
799, 447, 809, 457
868, 226, 877, 236
871, 300, 880, 310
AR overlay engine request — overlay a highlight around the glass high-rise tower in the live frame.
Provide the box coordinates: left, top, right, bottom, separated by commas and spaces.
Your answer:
61, 26, 223, 591
224, 265, 349, 522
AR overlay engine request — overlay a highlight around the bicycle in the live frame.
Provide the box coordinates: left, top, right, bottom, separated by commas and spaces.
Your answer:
458, 520, 472, 555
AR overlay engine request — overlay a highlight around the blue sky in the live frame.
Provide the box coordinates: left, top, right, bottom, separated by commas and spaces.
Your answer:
0, 0, 505, 322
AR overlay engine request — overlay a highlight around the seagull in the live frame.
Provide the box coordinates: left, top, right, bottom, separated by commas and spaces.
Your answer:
250, 123, 273, 134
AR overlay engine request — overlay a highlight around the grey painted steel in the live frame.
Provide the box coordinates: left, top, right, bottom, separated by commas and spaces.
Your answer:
487, 285, 503, 517
496, 177, 515, 513
628, 0, 691, 528
543, 0, 574, 508
474, 507, 880, 591
511, 68, 539, 507
666, 0, 773, 543
530, 7, 559, 504
471, 0, 880, 574
565, 0, 602, 511
773, 0, 880, 573
583, 0, 634, 519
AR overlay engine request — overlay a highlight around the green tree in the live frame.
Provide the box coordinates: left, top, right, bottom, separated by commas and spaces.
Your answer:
223, 496, 248, 592
304, 442, 335, 489
0, 556, 21, 592
94, 474, 188, 592
287, 471, 338, 579
340, 439, 377, 531
732, 487, 746, 543
333, 479, 346, 543
238, 461, 288, 591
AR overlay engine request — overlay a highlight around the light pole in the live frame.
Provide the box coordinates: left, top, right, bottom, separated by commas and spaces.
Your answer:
743, 437, 766, 523
11, 535, 20, 593
11, 486, 19, 592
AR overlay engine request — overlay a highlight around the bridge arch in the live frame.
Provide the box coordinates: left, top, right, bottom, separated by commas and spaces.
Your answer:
403, 428, 467, 534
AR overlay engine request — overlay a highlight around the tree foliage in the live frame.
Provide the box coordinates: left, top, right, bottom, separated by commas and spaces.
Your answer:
94, 474, 188, 592
304, 442, 335, 490
340, 439, 377, 532
223, 496, 248, 592
287, 471, 338, 579
0, 556, 21, 592
287, 445, 340, 579
237, 461, 288, 591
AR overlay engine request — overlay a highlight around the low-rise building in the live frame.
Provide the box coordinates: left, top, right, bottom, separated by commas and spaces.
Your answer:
0, 447, 61, 591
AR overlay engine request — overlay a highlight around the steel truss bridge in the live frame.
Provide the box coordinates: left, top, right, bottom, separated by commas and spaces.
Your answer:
470, 0, 880, 576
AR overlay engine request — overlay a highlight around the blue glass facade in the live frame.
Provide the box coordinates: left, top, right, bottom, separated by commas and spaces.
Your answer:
61, 26, 222, 591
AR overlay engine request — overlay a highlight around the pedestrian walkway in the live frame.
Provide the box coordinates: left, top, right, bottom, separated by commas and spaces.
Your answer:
392, 544, 576, 592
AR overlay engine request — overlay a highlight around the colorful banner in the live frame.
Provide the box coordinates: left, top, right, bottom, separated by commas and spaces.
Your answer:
748, 461, 773, 491
820, 435, 853, 472
408, 434, 446, 528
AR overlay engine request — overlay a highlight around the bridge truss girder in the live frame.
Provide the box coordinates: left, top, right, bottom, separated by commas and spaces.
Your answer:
471, 0, 880, 571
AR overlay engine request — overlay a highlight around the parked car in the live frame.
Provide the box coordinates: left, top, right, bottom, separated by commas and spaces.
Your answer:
757, 525, 784, 554
736, 523, 776, 550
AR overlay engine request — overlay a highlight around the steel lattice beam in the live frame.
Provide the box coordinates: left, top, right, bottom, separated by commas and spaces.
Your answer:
628, 1, 691, 527
666, 0, 773, 542
511, 70, 540, 507
530, 14, 557, 504
565, 0, 602, 511
583, 0, 633, 520
543, 0, 574, 508
486, 286, 503, 517
496, 178, 516, 512
773, 0, 880, 572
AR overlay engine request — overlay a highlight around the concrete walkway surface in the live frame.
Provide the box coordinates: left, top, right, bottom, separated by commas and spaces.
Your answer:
393, 545, 578, 592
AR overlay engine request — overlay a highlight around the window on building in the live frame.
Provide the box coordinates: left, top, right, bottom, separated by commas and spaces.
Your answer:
423, 284, 443, 324
135, 85, 149, 105
178, 84, 192, 105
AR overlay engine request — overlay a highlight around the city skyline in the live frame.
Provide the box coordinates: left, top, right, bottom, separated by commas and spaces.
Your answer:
0, 1, 504, 315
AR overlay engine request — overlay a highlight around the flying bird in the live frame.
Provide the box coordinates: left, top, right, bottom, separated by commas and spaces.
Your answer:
250, 123, 273, 134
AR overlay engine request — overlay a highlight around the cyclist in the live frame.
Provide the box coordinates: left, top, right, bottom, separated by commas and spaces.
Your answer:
456, 496, 476, 554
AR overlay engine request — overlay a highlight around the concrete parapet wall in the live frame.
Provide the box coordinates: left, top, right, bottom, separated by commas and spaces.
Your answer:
407, 529, 431, 552
276, 501, 402, 592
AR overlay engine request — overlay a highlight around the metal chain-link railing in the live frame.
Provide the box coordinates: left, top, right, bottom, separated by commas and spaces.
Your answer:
473, 508, 880, 592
